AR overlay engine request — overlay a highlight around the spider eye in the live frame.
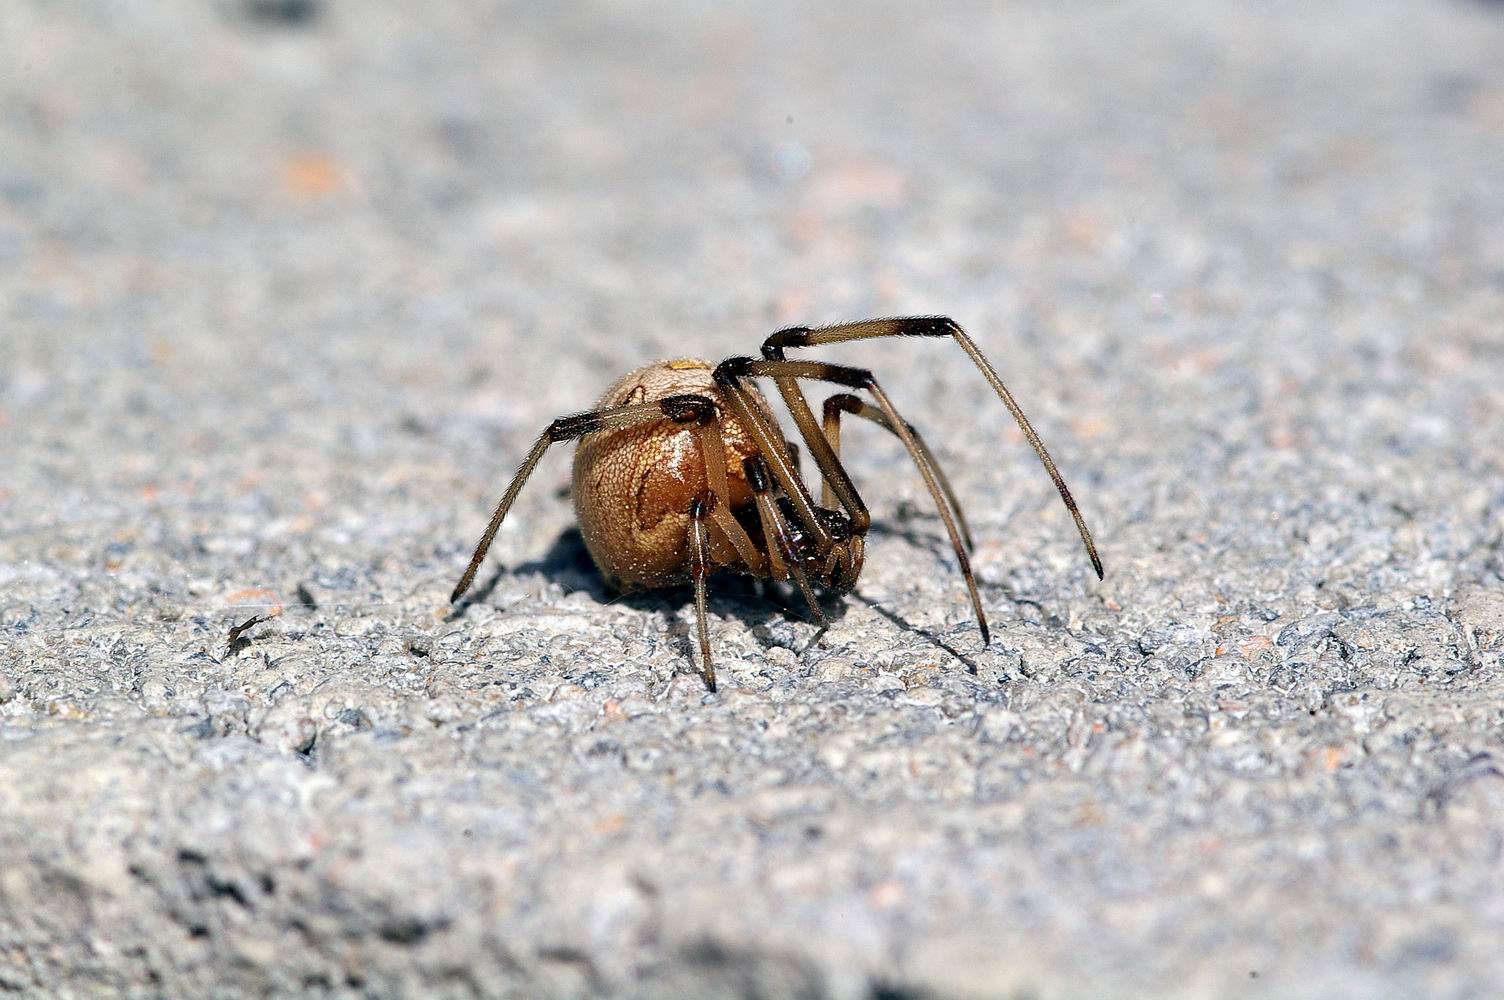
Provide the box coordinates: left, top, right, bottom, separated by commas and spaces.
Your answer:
816, 508, 852, 541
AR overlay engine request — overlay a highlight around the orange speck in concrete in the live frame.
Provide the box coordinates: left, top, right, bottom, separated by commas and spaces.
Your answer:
279, 151, 349, 201
1060, 208, 1107, 253
870, 881, 905, 909
1070, 416, 1108, 439
1239, 636, 1275, 657
592, 813, 626, 835
774, 287, 813, 324
223, 588, 284, 616
811, 160, 907, 210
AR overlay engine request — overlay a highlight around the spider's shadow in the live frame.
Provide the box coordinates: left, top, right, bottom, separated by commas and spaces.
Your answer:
866, 519, 955, 563
454, 529, 845, 657
851, 591, 983, 675
450, 526, 1002, 671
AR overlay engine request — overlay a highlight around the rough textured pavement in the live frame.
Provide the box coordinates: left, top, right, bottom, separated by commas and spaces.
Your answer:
4, 2, 1504, 997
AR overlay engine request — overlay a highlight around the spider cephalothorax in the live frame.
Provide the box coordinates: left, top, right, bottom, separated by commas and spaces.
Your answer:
452, 316, 1102, 690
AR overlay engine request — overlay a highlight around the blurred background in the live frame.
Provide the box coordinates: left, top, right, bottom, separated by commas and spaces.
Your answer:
4, 1, 1502, 602
3, 2, 1504, 997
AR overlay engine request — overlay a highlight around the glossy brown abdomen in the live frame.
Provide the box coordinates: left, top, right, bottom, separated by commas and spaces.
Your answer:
571, 359, 770, 591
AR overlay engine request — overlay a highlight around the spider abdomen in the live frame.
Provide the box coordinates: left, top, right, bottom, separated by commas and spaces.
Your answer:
570, 359, 774, 590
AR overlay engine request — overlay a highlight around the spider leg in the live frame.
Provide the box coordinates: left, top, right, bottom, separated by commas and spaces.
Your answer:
688, 492, 717, 691
742, 455, 827, 626
785, 440, 802, 479
762, 316, 1102, 579
741, 359, 989, 646
712, 363, 831, 548
720, 358, 871, 537
691, 417, 766, 573
451, 393, 720, 604
822, 392, 975, 552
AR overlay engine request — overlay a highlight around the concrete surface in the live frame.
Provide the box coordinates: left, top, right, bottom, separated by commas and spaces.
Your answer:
3, 1, 1504, 997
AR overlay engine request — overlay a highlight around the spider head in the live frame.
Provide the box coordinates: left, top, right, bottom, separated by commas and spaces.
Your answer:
817, 533, 865, 594
781, 504, 865, 594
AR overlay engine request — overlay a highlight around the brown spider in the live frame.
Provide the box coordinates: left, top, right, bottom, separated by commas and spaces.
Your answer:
451, 316, 1102, 690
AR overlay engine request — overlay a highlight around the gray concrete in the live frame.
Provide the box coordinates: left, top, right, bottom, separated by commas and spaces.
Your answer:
3, 1, 1504, 997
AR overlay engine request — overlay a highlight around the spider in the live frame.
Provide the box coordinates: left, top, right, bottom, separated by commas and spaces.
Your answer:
451, 316, 1102, 691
